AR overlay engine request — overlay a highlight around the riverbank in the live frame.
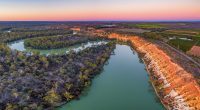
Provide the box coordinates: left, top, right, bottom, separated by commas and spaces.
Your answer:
142, 58, 170, 110
129, 43, 169, 109
106, 33, 200, 109
58, 44, 164, 110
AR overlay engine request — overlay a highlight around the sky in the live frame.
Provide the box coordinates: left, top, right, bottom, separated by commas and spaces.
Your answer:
0, 0, 200, 21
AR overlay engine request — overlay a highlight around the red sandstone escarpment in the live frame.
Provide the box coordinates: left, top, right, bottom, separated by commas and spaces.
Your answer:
108, 33, 200, 110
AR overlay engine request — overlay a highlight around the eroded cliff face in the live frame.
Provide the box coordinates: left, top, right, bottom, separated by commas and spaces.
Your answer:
108, 33, 200, 110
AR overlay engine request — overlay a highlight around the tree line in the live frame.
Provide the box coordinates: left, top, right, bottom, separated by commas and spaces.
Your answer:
0, 30, 73, 43
24, 35, 99, 49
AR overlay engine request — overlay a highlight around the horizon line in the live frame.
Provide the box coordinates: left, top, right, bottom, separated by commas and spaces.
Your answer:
0, 20, 200, 22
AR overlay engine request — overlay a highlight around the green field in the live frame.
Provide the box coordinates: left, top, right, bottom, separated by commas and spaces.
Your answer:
168, 36, 200, 52
163, 30, 200, 37
121, 23, 166, 29
135, 24, 165, 29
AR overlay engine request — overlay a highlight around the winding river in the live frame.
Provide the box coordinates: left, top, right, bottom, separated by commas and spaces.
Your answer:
8, 40, 107, 55
8, 41, 164, 110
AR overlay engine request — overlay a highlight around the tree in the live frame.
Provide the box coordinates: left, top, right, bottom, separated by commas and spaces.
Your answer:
63, 91, 74, 101
43, 89, 61, 105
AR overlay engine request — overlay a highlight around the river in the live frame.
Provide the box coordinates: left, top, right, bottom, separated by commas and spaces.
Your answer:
58, 44, 164, 110
8, 40, 107, 55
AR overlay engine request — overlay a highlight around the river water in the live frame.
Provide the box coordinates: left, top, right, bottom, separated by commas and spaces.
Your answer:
58, 45, 164, 110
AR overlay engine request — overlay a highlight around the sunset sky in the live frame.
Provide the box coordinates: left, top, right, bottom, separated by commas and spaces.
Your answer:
0, 0, 200, 21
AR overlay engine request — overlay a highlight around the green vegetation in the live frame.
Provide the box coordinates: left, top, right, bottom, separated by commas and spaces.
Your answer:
135, 24, 165, 29
168, 35, 200, 52
142, 32, 163, 40
168, 39, 195, 52
168, 31, 200, 52
140, 29, 200, 52
0, 30, 72, 43
161, 29, 200, 38
24, 35, 95, 49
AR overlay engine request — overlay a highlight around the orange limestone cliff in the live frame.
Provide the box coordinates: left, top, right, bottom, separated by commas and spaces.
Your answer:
108, 33, 200, 110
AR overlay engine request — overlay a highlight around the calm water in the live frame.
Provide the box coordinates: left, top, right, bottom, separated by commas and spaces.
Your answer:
58, 45, 164, 110
8, 40, 107, 55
